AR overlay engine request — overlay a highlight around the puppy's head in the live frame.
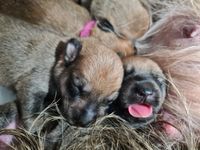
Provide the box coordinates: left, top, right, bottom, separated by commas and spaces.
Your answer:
91, 0, 151, 39
90, 0, 151, 56
110, 56, 166, 128
46, 38, 124, 127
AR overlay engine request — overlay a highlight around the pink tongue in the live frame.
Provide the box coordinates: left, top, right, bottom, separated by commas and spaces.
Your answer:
128, 104, 153, 118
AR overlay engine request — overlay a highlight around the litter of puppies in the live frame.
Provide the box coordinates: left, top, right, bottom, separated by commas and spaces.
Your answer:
0, 0, 200, 149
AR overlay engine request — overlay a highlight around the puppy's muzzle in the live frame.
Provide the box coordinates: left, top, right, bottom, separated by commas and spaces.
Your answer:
134, 81, 157, 103
71, 104, 97, 127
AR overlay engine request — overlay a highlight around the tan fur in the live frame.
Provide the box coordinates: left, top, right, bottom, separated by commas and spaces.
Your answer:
0, 0, 144, 57
134, 0, 200, 147
3, 0, 200, 149
122, 56, 164, 76
146, 47, 200, 133
91, 26, 134, 57
79, 38, 124, 97
91, 0, 151, 39
89, 0, 151, 56
0, 0, 91, 36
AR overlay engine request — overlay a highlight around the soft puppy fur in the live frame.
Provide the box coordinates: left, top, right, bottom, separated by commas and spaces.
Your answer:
89, 0, 151, 56
90, 0, 151, 40
0, 0, 91, 36
109, 56, 166, 128
1, 0, 152, 57
44, 38, 124, 127
0, 13, 124, 130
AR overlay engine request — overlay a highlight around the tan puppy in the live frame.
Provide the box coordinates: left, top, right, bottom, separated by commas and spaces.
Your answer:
89, 0, 151, 56
0, 0, 151, 57
0, 0, 91, 36
91, 0, 151, 40
109, 56, 166, 128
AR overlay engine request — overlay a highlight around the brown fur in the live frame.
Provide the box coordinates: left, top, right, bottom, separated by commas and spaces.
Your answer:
0, 0, 91, 36
91, 0, 151, 39
45, 37, 124, 126
0, 0, 147, 57
0, 13, 123, 129
3, 0, 200, 149
90, 0, 152, 56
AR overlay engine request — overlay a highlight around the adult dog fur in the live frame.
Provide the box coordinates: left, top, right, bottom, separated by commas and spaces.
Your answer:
134, 0, 200, 146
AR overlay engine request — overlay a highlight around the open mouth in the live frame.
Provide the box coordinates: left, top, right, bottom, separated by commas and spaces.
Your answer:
128, 103, 153, 118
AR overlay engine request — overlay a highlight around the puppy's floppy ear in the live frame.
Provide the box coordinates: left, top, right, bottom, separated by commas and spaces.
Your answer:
55, 38, 82, 65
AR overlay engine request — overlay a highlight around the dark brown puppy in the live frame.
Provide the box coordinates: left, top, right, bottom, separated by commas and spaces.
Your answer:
109, 56, 166, 128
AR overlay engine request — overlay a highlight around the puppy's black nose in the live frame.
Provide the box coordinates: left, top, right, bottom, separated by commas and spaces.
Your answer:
80, 107, 97, 126
72, 104, 97, 127
136, 82, 154, 98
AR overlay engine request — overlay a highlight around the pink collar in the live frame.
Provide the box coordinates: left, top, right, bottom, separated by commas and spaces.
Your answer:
79, 20, 96, 37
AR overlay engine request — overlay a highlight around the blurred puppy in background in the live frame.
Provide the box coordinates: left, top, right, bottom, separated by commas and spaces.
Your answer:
0, 0, 151, 57
88, 0, 151, 56
0, 0, 91, 36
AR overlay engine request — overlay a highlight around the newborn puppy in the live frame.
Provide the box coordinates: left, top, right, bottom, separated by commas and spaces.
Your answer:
110, 56, 166, 128
89, 0, 151, 56
44, 38, 124, 127
0, 0, 91, 36
90, 0, 151, 40
0, 14, 124, 129
0, 0, 150, 57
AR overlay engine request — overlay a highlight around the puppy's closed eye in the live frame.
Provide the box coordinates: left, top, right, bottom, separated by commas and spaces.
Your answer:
68, 74, 91, 98
97, 17, 114, 33
68, 81, 80, 98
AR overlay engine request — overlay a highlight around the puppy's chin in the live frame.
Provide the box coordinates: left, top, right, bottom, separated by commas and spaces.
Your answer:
112, 103, 156, 128
125, 115, 156, 128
